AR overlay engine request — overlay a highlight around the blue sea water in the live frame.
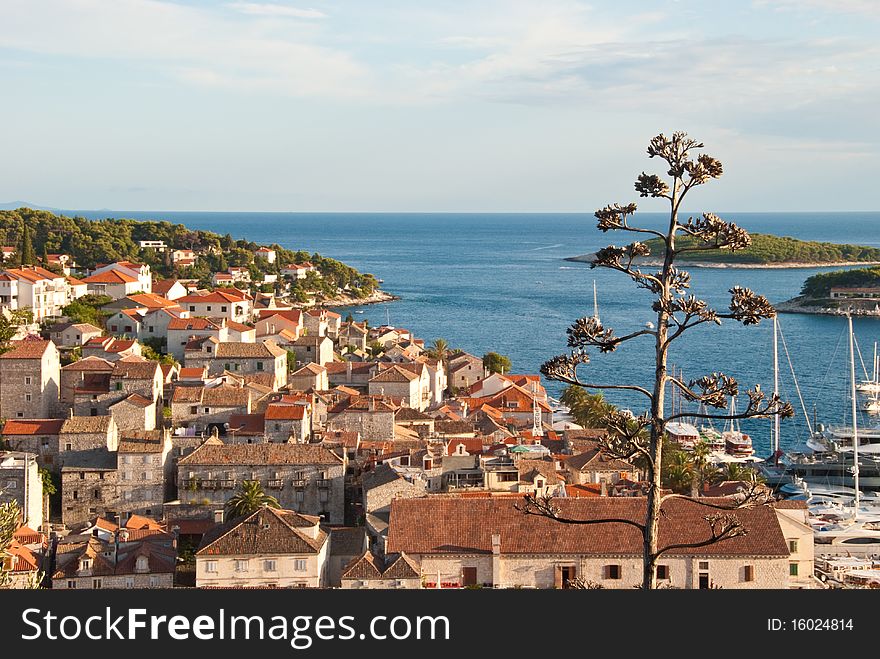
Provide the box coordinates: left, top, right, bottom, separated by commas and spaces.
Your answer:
67, 209, 880, 455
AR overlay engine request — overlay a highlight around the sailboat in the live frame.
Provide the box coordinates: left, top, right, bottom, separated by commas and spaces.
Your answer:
592, 280, 600, 323
856, 342, 880, 395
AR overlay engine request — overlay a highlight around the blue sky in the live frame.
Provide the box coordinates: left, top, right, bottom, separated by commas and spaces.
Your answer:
1, 0, 878, 212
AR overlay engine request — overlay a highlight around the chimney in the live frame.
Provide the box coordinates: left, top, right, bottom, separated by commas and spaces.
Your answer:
600, 481, 608, 497
213, 509, 224, 524
346, 360, 352, 380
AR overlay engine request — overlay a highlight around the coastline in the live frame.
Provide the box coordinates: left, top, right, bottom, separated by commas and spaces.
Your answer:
298, 289, 400, 309
775, 295, 880, 317
564, 254, 880, 270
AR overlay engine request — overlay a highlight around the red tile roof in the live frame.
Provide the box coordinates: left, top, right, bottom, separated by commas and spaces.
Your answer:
386, 497, 790, 558
0, 339, 52, 359
2, 418, 65, 435
83, 269, 138, 284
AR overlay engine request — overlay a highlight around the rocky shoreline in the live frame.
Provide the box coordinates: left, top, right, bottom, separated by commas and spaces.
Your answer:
564, 254, 880, 270
301, 289, 400, 309
775, 295, 880, 317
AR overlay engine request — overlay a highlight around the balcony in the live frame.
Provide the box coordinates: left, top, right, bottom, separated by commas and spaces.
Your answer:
184, 479, 237, 490
316, 479, 331, 489
267, 479, 285, 489
291, 479, 306, 489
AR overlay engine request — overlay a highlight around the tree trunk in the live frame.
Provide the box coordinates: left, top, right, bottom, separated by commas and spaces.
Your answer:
642, 180, 680, 589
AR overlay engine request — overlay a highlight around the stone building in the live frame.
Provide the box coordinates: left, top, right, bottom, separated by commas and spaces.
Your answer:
327, 527, 369, 587
81, 336, 142, 362
61, 449, 119, 528
184, 339, 288, 390
178, 439, 345, 524
0, 418, 65, 470
386, 497, 793, 589
447, 352, 487, 393
109, 394, 157, 432
195, 507, 329, 589
327, 395, 397, 442
49, 322, 103, 348
60, 356, 114, 407
52, 532, 175, 589
58, 415, 119, 469
290, 335, 334, 367
0, 339, 61, 419
563, 446, 641, 485
170, 384, 252, 432
289, 363, 328, 392
264, 401, 312, 443
0, 451, 43, 530
117, 431, 172, 518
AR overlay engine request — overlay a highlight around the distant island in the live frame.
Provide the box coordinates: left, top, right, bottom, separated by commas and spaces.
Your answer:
566, 233, 880, 268
0, 207, 395, 307
777, 266, 880, 317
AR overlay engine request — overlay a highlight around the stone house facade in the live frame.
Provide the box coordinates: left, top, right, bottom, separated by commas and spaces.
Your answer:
0, 451, 43, 530
328, 397, 396, 442
386, 497, 792, 589
170, 384, 252, 432
0, 339, 61, 419
60, 357, 115, 407
185, 339, 288, 389
340, 551, 421, 589
0, 418, 65, 471
291, 335, 334, 367
61, 450, 119, 528
117, 432, 172, 518
263, 401, 312, 443
178, 440, 345, 524
195, 508, 330, 589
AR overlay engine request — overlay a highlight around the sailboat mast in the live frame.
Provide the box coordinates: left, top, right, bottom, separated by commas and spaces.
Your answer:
593, 280, 599, 321
847, 314, 860, 517
773, 315, 780, 458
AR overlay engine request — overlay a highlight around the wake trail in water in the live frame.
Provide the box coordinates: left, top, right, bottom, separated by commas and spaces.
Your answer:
530, 243, 564, 251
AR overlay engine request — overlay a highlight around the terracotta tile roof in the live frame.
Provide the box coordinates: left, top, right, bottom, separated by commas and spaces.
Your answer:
2, 418, 65, 435
214, 341, 286, 358
292, 363, 326, 376
112, 393, 153, 409
518, 458, 560, 485
226, 321, 253, 333
386, 497, 790, 558
60, 416, 114, 434
83, 269, 138, 284
196, 508, 327, 556
370, 365, 419, 383
112, 359, 160, 380
84, 337, 137, 353
178, 290, 248, 304
168, 317, 225, 331
257, 309, 302, 323
564, 484, 603, 497
118, 432, 165, 453
178, 441, 342, 466
772, 500, 808, 510
565, 448, 636, 472
127, 293, 178, 309
74, 372, 111, 394
172, 384, 250, 407
227, 413, 265, 435
435, 420, 476, 435
4, 266, 62, 282
152, 279, 180, 295
13, 525, 44, 546
265, 403, 307, 420
396, 407, 434, 422
5, 540, 40, 572
325, 361, 378, 374
341, 550, 384, 579
0, 339, 51, 359
329, 527, 368, 557
178, 367, 207, 379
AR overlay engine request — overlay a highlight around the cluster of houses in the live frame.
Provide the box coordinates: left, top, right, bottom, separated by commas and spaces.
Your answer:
0, 251, 818, 590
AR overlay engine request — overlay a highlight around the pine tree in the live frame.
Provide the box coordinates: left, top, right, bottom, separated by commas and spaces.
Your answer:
20, 225, 35, 265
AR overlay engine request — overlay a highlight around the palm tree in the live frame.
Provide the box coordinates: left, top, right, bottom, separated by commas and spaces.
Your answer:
664, 452, 694, 494
688, 441, 721, 496
224, 480, 281, 519
716, 462, 761, 484
425, 338, 450, 361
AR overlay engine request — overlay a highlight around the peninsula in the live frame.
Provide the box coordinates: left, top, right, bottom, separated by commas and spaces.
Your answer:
0, 207, 395, 308
566, 233, 880, 268
777, 266, 880, 317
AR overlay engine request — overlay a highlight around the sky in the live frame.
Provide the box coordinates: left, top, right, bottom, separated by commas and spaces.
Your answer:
0, 0, 878, 212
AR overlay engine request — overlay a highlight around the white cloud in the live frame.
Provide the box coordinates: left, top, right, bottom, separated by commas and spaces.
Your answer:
756, 0, 880, 16
225, 3, 327, 19
0, 0, 364, 98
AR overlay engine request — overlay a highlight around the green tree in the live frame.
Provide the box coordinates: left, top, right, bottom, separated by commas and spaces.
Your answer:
140, 340, 177, 366
225, 481, 281, 519
482, 352, 512, 374
0, 500, 20, 587
520, 132, 793, 589
19, 225, 35, 265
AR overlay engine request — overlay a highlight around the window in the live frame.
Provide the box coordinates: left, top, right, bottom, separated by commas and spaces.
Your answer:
125, 577, 134, 588
142, 456, 150, 464
221, 306, 227, 313
93, 578, 103, 589
5, 480, 16, 490
93, 489, 101, 499
80, 558, 92, 570
136, 556, 149, 572
67, 580, 77, 589
744, 565, 755, 582
294, 490, 304, 503
535, 479, 544, 489
294, 559, 307, 572
190, 406, 197, 414
25, 393, 31, 402
256, 361, 264, 371
206, 306, 212, 312
149, 576, 159, 588
788, 540, 798, 553
698, 561, 709, 570
66, 443, 73, 451
656, 565, 670, 580
73, 491, 79, 500
234, 560, 249, 572
25, 376, 31, 385
116, 382, 123, 391
204, 407, 210, 414
148, 326, 154, 333
264, 560, 277, 572
319, 489, 329, 503
604, 565, 621, 580
205, 561, 217, 573
111, 325, 118, 332
789, 563, 799, 577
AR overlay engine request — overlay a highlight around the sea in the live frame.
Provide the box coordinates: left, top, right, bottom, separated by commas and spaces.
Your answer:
67, 209, 880, 456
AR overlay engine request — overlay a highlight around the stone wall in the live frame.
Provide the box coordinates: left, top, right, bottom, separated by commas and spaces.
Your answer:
61, 468, 119, 528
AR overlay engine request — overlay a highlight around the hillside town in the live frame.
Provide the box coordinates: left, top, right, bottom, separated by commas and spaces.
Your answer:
0, 244, 844, 591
